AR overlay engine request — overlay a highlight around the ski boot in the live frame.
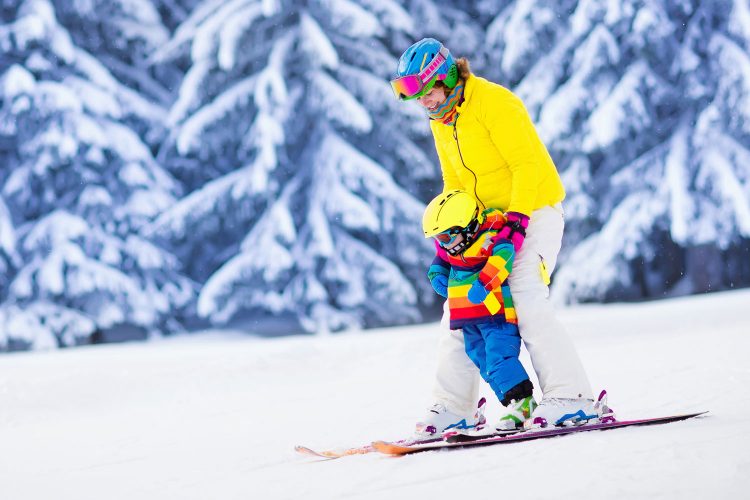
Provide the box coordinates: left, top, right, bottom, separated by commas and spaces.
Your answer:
525, 390, 615, 429
496, 395, 538, 431
415, 397, 487, 437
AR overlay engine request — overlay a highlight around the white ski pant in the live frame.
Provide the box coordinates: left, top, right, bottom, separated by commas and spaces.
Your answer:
432, 204, 593, 415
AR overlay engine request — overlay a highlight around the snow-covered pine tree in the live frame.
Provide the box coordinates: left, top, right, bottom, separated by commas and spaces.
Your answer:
484, 0, 750, 302
50, 0, 176, 110
0, 196, 19, 301
0, 0, 195, 350
145, 0, 487, 333
151, 0, 206, 31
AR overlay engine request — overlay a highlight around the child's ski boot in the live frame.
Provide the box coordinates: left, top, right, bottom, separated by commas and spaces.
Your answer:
496, 395, 538, 431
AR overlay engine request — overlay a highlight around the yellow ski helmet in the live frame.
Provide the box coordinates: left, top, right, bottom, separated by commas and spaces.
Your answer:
423, 190, 478, 237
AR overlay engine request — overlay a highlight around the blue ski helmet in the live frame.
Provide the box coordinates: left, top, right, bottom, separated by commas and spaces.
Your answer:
391, 38, 458, 100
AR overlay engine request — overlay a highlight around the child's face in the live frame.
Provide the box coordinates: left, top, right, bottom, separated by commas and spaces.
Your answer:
436, 232, 465, 252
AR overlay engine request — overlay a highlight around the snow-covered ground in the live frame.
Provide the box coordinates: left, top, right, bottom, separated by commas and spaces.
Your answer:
1, 289, 749, 500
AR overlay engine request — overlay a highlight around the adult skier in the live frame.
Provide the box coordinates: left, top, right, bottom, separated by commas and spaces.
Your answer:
390, 38, 595, 433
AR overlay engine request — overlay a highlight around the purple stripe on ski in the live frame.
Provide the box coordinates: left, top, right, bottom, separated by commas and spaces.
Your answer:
374, 411, 708, 455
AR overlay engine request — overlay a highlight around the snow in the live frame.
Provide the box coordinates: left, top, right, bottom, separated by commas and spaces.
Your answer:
0, 301, 95, 349
78, 186, 112, 207
1, 289, 748, 499
500, 0, 556, 81
122, 189, 175, 220
0, 198, 16, 257
729, 0, 750, 46
553, 190, 669, 300
146, 0, 220, 65
316, 0, 382, 39
13, 0, 56, 48
217, 3, 265, 70
196, 185, 297, 322
309, 70, 373, 133
699, 145, 750, 241
0, 64, 35, 97
63, 76, 123, 119
583, 61, 652, 152
299, 12, 339, 70
166, 59, 212, 127
176, 75, 257, 154
665, 124, 691, 244
101, 120, 155, 162
191, 0, 250, 63
123, 235, 176, 270
69, 48, 117, 92
21, 210, 90, 254
357, 0, 413, 33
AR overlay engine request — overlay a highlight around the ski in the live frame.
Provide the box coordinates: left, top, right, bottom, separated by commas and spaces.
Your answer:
444, 427, 522, 443
294, 436, 442, 460
295, 397, 490, 459
372, 411, 708, 456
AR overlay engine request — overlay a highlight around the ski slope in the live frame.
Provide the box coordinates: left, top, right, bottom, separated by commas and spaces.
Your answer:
1, 289, 749, 499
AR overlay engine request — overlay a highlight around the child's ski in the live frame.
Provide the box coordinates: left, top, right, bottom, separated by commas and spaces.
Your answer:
372, 411, 708, 456
295, 397, 488, 459
294, 436, 442, 460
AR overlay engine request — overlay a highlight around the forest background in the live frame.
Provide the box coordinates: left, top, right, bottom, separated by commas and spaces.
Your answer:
1, 0, 749, 351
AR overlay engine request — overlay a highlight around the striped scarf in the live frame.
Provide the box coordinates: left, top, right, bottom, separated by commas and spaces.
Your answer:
428, 80, 465, 126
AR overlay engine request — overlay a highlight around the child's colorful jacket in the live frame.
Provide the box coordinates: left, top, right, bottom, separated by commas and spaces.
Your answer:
428, 208, 516, 330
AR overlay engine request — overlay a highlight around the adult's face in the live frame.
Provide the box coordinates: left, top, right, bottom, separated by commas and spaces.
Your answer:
417, 86, 449, 112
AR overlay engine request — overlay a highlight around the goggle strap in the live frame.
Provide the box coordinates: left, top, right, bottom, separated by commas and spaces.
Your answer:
419, 46, 449, 84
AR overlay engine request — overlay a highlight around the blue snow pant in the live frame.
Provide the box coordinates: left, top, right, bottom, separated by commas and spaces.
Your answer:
462, 322, 529, 404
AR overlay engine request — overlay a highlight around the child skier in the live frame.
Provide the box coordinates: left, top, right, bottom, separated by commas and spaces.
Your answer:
420, 190, 536, 434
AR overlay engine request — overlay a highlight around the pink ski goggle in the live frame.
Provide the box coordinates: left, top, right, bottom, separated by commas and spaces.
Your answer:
390, 46, 450, 100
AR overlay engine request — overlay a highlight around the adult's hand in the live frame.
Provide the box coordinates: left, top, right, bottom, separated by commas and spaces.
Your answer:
494, 212, 529, 252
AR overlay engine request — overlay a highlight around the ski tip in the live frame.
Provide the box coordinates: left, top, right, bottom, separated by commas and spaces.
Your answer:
294, 445, 339, 460
295, 445, 321, 456
670, 410, 709, 419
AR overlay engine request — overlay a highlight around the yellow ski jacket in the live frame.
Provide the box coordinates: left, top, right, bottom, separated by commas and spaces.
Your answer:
430, 74, 565, 216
